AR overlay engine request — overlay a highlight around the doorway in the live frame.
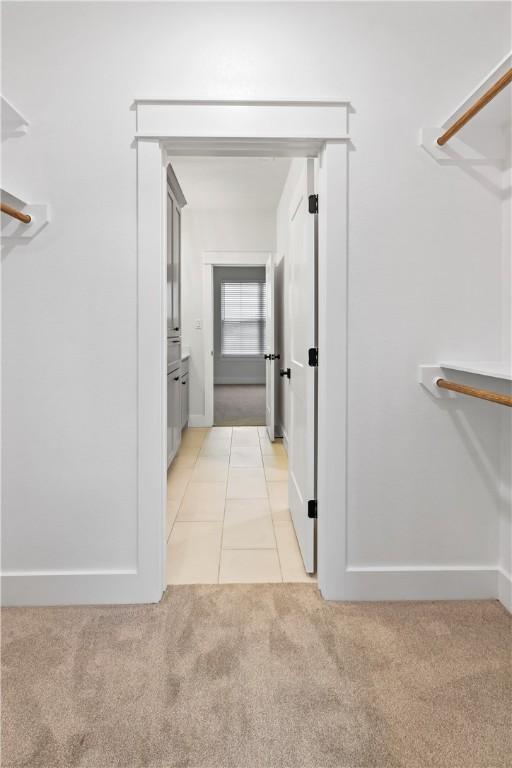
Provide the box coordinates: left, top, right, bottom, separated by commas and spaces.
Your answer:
213, 265, 266, 427
135, 98, 349, 605
165, 152, 309, 583
164, 156, 327, 587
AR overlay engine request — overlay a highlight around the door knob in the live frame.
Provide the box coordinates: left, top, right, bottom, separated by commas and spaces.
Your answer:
271, 353, 281, 360
264, 354, 271, 360
279, 368, 291, 379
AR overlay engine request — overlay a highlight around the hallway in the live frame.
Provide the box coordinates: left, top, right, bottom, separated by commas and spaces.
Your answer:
167, 427, 314, 584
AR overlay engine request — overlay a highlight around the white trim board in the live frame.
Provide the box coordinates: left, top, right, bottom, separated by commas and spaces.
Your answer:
135, 99, 349, 140
2, 570, 139, 607
498, 568, 512, 614
214, 378, 266, 386
203, 250, 270, 266
338, 566, 500, 603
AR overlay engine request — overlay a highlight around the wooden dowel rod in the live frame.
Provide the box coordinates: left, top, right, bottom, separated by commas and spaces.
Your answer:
437, 68, 512, 146
1, 202, 31, 224
437, 378, 512, 407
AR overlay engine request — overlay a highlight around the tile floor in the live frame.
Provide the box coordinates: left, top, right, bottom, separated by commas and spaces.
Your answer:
167, 426, 316, 584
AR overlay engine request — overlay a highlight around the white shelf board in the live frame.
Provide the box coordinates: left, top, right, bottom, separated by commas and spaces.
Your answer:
1, 95, 29, 135
419, 52, 512, 163
440, 52, 512, 128
439, 362, 512, 381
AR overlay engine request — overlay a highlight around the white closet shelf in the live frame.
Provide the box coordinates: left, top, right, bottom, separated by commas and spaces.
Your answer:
419, 363, 512, 400
1, 95, 29, 135
419, 51, 512, 162
438, 362, 511, 381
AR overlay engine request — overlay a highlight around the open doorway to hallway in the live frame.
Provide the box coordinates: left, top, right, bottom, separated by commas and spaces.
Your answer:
165, 155, 317, 586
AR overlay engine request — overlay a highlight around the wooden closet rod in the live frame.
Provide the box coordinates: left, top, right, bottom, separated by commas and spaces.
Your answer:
437, 68, 512, 146
436, 378, 512, 407
1, 202, 31, 224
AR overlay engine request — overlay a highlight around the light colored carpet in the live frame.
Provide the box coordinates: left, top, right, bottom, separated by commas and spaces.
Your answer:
214, 384, 265, 426
2, 585, 511, 768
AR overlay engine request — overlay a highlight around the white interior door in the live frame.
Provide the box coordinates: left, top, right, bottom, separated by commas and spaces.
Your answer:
288, 160, 316, 573
265, 253, 276, 441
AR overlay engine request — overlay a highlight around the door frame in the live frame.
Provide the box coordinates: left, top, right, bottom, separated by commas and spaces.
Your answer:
135, 99, 350, 602
202, 251, 272, 428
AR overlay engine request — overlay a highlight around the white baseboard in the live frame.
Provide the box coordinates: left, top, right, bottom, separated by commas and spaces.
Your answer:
279, 424, 289, 454
320, 565, 504, 606
498, 567, 512, 613
4, 565, 510, 612
188, 414, 212, 427
214, 378, 265, 385
1, 569, 163, 607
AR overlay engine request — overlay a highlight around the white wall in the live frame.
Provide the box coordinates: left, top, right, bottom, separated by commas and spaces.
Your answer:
1, 1, 510, 605
181, 209, 275, 422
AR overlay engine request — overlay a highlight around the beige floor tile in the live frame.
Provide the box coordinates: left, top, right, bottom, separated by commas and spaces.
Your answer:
167, 467, 193, 503
180, 428, 207, 448
263, 455, 288, 482
274, 520, 316, 583
202, 428, 232, 443
259, 436, 286, 457
267, 482, 291, 522
178, 482, 226, 522
199, 439, 232, 457
171, 455, 198, 470
222, 499, 275, 549
167, 522, 222, 584
177, 444, 201, 460
191, 456, 229, 482
219, 548, 282, 583
257, 426, 268, 438
229, 447, 263, 468
166, 500, 179, 540
232, 427, 260, 447
227, 468, 268, 499
209, 427, 233, 438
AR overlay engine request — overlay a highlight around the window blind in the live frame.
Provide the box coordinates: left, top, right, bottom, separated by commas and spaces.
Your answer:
220, 280, 266, 356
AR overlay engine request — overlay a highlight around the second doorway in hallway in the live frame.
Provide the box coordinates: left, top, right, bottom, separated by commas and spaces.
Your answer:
213, 265, 266, 427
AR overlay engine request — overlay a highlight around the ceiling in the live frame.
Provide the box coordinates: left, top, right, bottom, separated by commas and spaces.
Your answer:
170, 157, 291, 210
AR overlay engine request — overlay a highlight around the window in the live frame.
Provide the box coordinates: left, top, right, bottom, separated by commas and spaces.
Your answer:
220, 280, 266, 356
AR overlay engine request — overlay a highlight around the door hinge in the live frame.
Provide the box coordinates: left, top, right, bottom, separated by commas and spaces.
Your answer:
308, 194, 318, 214
308, 500, 318, 519
308, 347, 318, 367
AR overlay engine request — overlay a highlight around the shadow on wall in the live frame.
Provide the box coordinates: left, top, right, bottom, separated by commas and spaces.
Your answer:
421, 377, 510, 508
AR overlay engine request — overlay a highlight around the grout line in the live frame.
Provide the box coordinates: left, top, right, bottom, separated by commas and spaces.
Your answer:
217, 427, 232, 584
268, 480, 284, 582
